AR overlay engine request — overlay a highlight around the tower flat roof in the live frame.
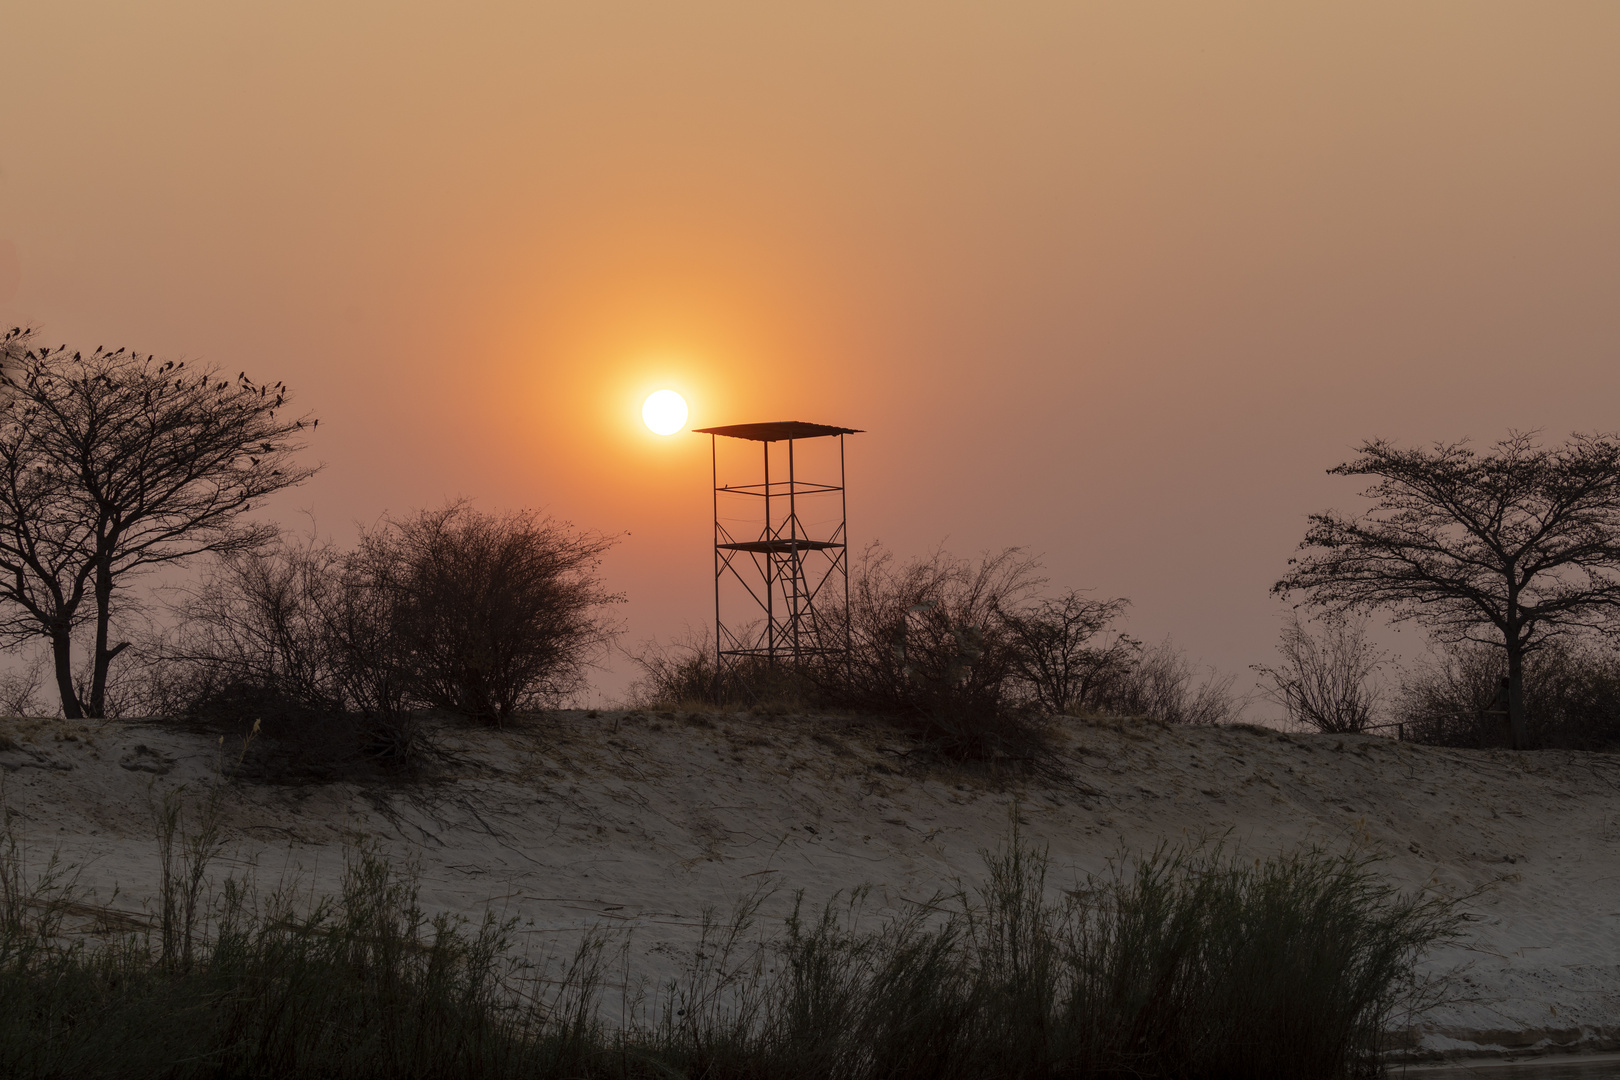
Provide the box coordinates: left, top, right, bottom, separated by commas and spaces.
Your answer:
693, 421, 863, 442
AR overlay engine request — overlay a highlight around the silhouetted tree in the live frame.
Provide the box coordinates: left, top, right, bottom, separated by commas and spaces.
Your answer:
0, 328, 318, 718
1275, 432, 1620, 748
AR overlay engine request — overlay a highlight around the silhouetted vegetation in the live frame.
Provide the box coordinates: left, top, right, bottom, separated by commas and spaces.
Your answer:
0, 327, 318, 720
629, 546, 1049, 756
1394, 636, 1620, 750
370, 502, 621, 726
631, 545, 1245, 756
998, 591, 1138, 716
1277, 432, 1620, 749
833, 544, 1044, 759
1077, 638, 1244, 727
142, 536, 415, 759
143, 505, 620, 762
0, 802, 1458, 1080
0, 651, 46, 718
627, 629, 810, 712
1253, 613, 1389, 735
836, 543, 1243, 736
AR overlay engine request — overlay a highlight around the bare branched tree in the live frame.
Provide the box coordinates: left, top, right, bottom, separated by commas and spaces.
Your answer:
1275, 432, 1620, 749
0, 330, 318, 717
1253, 612, 1388, 734
998, 591, 1137, 715
0, 327, 26, 387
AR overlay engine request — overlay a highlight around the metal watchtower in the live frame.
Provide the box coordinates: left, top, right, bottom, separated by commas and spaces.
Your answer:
695, 421, 861, 681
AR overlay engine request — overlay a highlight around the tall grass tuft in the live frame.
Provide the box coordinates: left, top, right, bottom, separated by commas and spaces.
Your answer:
634, 822, 1458, 1080
0, 804, 1458, 1079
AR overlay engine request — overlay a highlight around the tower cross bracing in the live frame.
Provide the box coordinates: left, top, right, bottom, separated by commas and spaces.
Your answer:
696, 421, 861, 678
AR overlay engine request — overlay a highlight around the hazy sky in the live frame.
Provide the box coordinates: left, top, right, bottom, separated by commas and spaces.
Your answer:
4, 3, 1619, 703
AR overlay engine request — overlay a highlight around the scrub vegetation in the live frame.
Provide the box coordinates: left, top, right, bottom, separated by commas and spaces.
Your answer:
1248, 608, 1620, 750
13, 325, 1618, 756
137, 502, 621, 760
630, 544, 1241, 764
0, 799, 1457, 1080
1392, 637, 1620, 750
0, 330, 624, 764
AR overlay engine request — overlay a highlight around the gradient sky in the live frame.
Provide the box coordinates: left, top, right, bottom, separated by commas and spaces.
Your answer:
4, 3, 1619, 704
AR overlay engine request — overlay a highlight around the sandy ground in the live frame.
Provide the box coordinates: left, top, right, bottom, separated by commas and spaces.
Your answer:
2, 710, 1618, 1063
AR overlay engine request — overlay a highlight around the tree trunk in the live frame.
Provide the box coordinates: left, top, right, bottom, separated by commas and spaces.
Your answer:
50, 625, 82, 720
1505, 637, 1529, 751
88, 557, 127, 719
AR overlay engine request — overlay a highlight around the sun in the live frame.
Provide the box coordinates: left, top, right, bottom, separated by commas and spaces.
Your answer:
642, 389, 688, 436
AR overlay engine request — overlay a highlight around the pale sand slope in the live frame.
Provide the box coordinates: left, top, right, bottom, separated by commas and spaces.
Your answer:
2, 711, 1618, 1061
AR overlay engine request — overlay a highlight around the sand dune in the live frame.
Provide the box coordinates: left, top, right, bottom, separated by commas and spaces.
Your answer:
2, 710, 1617, 1062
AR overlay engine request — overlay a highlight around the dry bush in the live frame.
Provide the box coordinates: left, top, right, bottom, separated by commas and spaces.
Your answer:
636, 540, 1245, 744
1394, 642, 1520, 749
998, 591, 1137, 716
832, 544, 1045, 757
149, 505, 620, 761
371, 503, 621, 725
626, 629, 805, 709
1086, 638, 1244, 726
146, 540, 344, 722
841, 544, 1040, 708
1395, 637, 1620, 750
636, 545, 1048, 754
1522, 643, 1620, 749
626, 631, 722, 708
152, 537, 415, 758
0, 652, 47, 718
1253, 612, 1389, 734
840, 552, 1242, 730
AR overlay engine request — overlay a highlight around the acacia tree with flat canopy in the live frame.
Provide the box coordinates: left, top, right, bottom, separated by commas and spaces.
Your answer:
0, 327, 318, 718
1274, 432, 1620, 749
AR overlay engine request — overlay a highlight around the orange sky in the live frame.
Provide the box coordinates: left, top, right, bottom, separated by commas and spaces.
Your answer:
4, 3, 1620, 703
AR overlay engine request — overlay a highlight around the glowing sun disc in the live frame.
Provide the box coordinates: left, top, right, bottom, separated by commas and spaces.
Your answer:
642, 389, 688, 435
